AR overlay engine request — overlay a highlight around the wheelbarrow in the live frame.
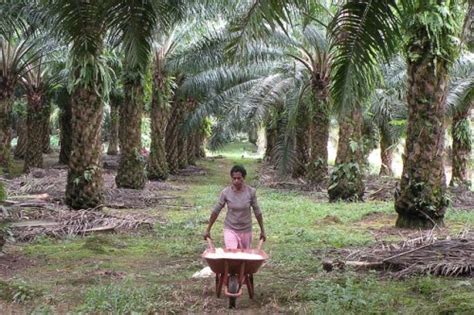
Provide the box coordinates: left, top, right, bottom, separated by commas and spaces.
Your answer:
202, 237, 268, 308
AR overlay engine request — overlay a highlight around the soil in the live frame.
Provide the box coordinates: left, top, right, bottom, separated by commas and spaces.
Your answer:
0, 249, 35, 279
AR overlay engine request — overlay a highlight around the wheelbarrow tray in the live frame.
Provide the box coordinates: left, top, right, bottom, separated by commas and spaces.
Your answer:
202, 248, 268, 274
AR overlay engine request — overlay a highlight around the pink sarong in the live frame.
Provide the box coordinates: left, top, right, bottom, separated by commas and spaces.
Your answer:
224, 229, 253, 249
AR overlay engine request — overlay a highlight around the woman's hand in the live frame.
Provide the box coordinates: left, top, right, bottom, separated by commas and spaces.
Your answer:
259, 231, 266, 241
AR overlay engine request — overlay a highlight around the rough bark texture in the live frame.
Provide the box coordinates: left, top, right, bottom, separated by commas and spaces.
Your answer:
450, 108, 472, 187
147, 67, 169, 181
307, 76, 330, 186
177, 99, 197, 169
65, 87, 104, 209
394, 36, 450, 228
462, 3, 474, 51
292, 108, 309, 178
198, 135, 206, 158
24, 89, 46, 172
187, 131, 198, 166
196, 130, 206, 159
0, 80, 13, 173
41, 103, 51, 154
116, 79, 146, 189
58, 89, 72, 165
14, 117, 27, 159
264, 124, 276, 164
187, 115, 202, 166
165, 99, 183, 174
264, 109, 284, 165
107, 96, 120, 155
328, 108, 365, 202
177, 130, 188, 170
379, 133, 394, 177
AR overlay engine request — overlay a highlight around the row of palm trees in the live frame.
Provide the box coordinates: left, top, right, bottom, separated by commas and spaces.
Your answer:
192, 0, 473, 228
0, 1, 472, 230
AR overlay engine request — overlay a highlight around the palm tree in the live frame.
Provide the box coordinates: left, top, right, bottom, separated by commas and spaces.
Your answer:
328, 107, 365, 202
20, 52, 62, 172
393, 2, 464, 228
368, 57, 408, 176
21, 61, 49, 171
0, 36, 41, 173
147, 54, 170, 179
48, 0, 114, 209
446, 53, 474, 187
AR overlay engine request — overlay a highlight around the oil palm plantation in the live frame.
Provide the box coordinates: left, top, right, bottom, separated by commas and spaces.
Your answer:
330, 0, 464, 225
232, 0, 466, 226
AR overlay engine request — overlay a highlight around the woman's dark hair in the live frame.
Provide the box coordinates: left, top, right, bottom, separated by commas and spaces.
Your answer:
230, 165, 247, 178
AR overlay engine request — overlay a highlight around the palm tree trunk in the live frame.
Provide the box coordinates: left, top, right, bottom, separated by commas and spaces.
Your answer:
165, 99, 182, 174
248, 127, 258, 145
450, 108, 472, 187
186, 99, 201, 165
177, 130, 188, 169
116, 79, 146, 189
41, 103, 51, 154
307, 78, 330, 186
328, 108, 365, 202
177, 99, 196, 169
195, 129, 206, 159
107, 98, 120, 155
147, 70, 169, 180
307, 105, 329, 185
292, 109, 309, 178
0, 85, 13, 173
379, 132, 394, 176
264, 124, 276, 164
187, 131, 198, 166
24, 89, 45, 172
14, 117, 27, 159
264, 109, 284, 165
394, 40, 451, 229
65, 86, 104, 209
59, 90, 72, 165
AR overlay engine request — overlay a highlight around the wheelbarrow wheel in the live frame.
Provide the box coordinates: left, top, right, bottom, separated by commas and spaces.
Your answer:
228, 275, 238, 309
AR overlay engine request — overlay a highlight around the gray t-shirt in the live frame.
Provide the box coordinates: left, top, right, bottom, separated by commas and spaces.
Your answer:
212, 184, 262, 232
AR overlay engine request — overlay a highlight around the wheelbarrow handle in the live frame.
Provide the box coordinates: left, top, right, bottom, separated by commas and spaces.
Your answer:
206, 236, 215, 250
257, 238, 265, 251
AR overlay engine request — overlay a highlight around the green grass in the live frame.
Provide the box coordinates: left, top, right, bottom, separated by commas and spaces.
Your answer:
2, 142, 474, 313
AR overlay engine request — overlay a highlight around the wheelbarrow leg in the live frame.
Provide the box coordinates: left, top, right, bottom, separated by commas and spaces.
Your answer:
216, 273, 224, 298
245, 274, 254, 299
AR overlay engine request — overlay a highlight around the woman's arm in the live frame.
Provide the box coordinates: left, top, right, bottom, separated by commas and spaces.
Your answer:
255, 213, 266, 241
204, 212, 219, 240
204, 190, 226, 239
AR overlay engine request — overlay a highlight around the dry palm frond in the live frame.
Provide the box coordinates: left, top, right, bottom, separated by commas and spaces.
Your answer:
326, 231, 474, 278
11, 208, 154, 242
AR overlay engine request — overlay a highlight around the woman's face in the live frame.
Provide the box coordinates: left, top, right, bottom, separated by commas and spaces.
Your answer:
231, 171, 244, 190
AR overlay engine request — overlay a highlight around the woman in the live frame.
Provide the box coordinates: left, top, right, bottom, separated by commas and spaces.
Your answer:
203, 165, 266, 249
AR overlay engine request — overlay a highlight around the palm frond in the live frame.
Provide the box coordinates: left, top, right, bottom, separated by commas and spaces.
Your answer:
329, 0, 400, 113
446, 76, 474, 116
